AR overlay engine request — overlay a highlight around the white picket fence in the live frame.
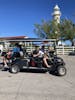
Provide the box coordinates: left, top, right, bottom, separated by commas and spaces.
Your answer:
3, 46, 75, 55
26, 46, 75, 55
56, 46, 75, 55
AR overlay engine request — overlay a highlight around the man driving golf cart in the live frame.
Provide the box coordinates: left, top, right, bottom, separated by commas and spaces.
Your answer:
31, 45, 51, 68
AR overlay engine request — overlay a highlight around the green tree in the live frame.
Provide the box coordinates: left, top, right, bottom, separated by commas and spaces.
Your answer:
34, 19, 75, 46
34, 19, 50, 38
34, 19, 60, 40
59, 19, 75, 46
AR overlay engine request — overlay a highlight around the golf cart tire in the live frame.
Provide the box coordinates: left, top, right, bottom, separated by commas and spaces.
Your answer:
9, 64, 20, 74
57, 66, 67, 76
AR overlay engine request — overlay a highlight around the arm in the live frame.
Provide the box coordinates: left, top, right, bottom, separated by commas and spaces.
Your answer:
33, 52, 40, 57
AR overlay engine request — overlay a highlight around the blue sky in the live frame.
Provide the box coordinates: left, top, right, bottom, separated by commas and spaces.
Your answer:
0, 0, 75, 38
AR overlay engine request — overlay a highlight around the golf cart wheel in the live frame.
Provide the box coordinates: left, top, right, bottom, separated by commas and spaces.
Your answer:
57, 66, 67, 76
9, 64, 20, 74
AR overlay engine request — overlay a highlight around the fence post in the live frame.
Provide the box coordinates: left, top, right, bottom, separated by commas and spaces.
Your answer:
73, 46, 74, 51
30, 42, 33, 52
63, 46, 64, 55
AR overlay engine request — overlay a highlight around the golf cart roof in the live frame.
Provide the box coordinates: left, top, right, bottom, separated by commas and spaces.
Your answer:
5, 38, 56, 42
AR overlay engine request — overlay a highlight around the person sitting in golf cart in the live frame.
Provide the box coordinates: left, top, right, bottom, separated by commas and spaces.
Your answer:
2, 43, 23, 67
32, 46, 50, 68
12, 43, 20, 58
1, 49, 12, 67
12, 43, 24, 58
1, 43, 20, 67
47, 46, 55, 57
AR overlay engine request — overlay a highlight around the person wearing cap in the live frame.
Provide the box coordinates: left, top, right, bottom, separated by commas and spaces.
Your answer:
32, 46, 50, 68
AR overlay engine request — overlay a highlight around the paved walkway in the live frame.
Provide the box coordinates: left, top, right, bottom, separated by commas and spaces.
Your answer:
0, 55, 75, 100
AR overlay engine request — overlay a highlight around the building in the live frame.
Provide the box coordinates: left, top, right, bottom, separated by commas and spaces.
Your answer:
52, 5, 66, 46
0, 36, 28, 51
52, 4, 61, 23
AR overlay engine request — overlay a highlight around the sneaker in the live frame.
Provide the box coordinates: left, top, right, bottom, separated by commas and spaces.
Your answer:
47, 65, 51, 68
4, 65, 8, 68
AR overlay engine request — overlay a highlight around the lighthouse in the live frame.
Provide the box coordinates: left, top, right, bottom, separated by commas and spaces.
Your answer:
52, 5, 61, 23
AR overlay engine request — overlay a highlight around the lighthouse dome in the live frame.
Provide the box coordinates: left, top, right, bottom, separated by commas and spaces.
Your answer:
54, 5, 60, 10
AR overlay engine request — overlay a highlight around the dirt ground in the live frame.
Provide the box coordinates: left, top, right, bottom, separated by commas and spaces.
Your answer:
0, 55, 75, 100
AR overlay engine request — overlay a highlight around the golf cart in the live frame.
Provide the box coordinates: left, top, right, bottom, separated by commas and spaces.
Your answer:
0, 38, 67, 76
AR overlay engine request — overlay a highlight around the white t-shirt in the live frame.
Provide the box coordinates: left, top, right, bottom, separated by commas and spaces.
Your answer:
0, 45, 3, 52
39, 50, 44, 57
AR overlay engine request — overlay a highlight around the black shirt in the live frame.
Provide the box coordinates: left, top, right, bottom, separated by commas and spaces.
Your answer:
33, 50, 39, 55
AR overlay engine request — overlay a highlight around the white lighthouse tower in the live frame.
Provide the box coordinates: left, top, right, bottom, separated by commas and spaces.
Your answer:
52, 5, 61, 23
